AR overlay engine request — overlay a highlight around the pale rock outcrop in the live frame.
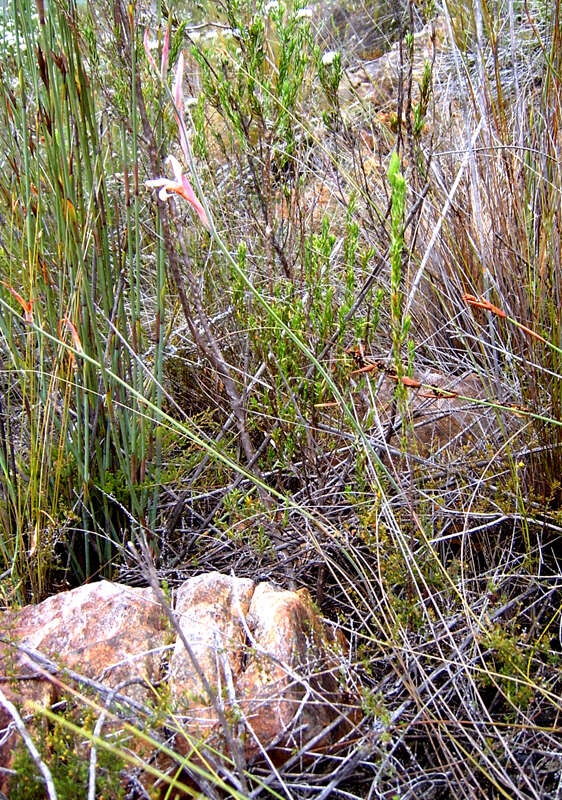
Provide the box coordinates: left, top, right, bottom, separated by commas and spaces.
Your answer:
372, 369, 492, 458
237, 581, 346, 761
340, 17, 447, 111
0, 580, 168, 795
0, 573, 352, 797
169, 575, 348, 764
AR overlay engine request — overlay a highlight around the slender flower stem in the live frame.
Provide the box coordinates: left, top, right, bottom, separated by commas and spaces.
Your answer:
463, 293, 562, 356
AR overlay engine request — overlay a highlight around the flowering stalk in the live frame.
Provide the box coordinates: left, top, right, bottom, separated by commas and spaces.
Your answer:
58, 316, 84, 353
171, 51, 193, 174
143, 26, 169, 79
1, 281, 34, 323
143, 32, 210, 231
463, 293, 562, 356
462, 293, 507, 319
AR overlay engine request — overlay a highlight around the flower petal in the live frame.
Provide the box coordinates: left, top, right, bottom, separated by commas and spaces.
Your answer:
180, 175, 210, 229
145, 178, 169, 188
160, 25, 170, 79
147, 157, 210, 229
144, 29, 157, 72
179, 174, 200, 206
60, 316, 83, 353
173, 52, 184, 114
167, 155, 184, 184
178, 126, 191, 167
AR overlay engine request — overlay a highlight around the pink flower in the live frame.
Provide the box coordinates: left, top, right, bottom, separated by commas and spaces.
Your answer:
171, 51, 192, 165
143, 29, 157, 72
144, 26, 170, 79
144, 34, 209, 230
160, 26, 170, 80
173, 51, 184, 114
146, 155, 210, 230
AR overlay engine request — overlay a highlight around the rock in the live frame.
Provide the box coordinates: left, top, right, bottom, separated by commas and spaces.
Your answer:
340, 17, 447, 111
336, 367, 492, 460
0, 573, 353, 797
237, 581, 347, 762
0, 580, 169, 796
1, 580, 167, 695
168, 572, 256, 745
374, 369, 491, 458
171, 572, 254, 701
170, 575, 349, 765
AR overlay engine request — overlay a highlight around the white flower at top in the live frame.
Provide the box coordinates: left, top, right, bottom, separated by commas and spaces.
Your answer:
322, 50, 339, 66
263, 1, 280, 14
295, 7, 313, 18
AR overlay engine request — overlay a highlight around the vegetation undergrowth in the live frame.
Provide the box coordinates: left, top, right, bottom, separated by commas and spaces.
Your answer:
0, 0, 561, 796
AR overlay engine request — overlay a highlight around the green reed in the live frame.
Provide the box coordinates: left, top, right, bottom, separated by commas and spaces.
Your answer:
0, 0, 165, 599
